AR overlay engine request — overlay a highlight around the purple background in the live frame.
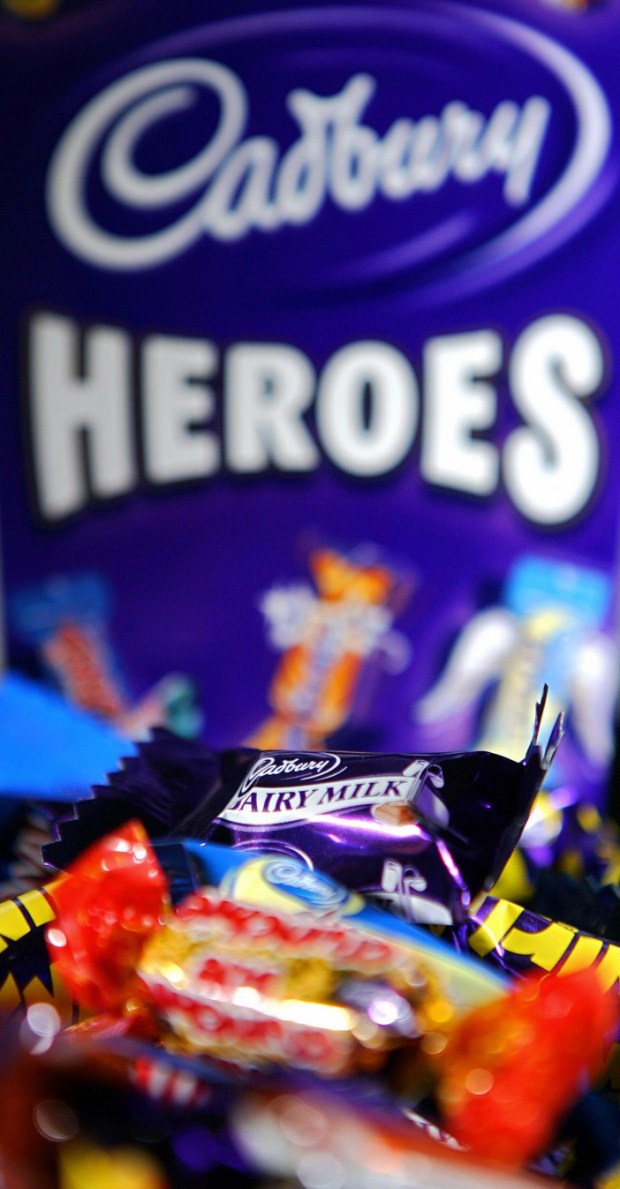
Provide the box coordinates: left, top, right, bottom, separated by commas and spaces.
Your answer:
1, 0, 619, 771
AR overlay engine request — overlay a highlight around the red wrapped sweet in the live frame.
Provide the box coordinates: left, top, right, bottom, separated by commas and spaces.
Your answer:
429, 966, 617, 1166
46, 821, 168, 1015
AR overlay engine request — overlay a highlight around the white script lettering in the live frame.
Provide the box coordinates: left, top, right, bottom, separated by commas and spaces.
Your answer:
47, 59, 551, 270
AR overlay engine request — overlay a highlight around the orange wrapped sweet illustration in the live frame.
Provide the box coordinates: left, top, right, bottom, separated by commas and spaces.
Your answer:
249, 546, 411, 750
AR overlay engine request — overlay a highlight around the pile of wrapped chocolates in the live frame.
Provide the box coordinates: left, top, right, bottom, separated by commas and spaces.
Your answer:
0, 683, 619, 1188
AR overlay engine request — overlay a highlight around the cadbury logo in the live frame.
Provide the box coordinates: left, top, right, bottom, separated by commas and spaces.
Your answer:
238, 752, 342, 793
263, 859, 349, 907
46, 55, 555, 272
44, 7, 612, 292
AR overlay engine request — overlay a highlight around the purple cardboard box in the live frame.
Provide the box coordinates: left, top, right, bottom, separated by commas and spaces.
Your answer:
1, 0, 619, 805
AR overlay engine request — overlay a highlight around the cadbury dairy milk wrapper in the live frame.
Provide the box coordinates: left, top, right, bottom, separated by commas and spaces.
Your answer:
39, 691, 558, 924
43, 697, 560, 923
204, 700, 560, 924
2, 0, 620, 815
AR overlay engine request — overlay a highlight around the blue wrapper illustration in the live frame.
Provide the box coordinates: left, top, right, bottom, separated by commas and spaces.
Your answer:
9, 573, 202, 741
413, 556, 618, 803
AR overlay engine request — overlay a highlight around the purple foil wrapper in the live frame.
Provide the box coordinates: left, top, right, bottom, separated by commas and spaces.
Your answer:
46, 693, 561, 925
205, 705, 558, 924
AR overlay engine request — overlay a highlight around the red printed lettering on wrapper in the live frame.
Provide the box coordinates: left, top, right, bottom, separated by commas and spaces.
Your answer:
176, 892, 399, 977
197, 956, 279, 996
153, 981, 348, 1074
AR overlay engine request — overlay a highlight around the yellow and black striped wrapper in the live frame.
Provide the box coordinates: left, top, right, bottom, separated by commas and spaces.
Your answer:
0, 880, 80, 1022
